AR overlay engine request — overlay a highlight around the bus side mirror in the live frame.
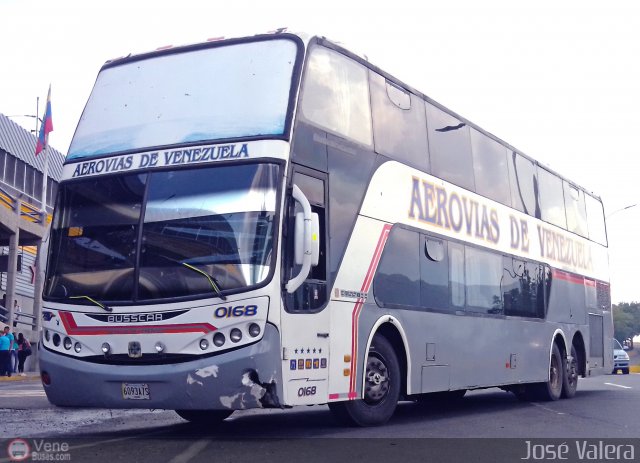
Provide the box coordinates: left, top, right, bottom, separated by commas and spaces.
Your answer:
295, 212, 320, 266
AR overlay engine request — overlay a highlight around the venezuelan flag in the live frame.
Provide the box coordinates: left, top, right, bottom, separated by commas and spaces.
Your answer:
35, 85, 54, 156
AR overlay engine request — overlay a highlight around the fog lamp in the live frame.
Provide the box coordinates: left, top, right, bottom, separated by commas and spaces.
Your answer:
248, 323, 261, 338
213, 332, 225, 347
230, 328, 242, 343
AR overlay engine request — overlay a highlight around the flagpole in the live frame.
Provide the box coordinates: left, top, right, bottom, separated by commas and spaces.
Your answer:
42, 152, 49, 212
38, 87, 50, 212
35, 97, 39, 139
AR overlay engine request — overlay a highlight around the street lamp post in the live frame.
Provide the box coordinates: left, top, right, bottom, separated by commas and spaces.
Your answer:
607, 204, 638, 219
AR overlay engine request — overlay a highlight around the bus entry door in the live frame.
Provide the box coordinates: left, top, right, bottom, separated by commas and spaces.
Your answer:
280, 169, 330, 405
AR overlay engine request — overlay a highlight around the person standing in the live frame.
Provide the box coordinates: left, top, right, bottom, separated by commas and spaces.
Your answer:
17, 333, 31, 375
0, 327, 12, 377
10, 332, 19, 373
12, 300, 21, 328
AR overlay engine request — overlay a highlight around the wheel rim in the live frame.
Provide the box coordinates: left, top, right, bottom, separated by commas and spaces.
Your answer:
567, 356, 578, 388
364, 353, 390, 405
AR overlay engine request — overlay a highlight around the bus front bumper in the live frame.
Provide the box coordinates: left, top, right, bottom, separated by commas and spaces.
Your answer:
38, 324, 282, 410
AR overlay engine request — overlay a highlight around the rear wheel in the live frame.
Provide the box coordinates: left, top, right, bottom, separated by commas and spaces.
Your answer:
532, 343, 563, 401
175, 409, 233, 424
561, 345, 579, 398
328, 334, 400, 426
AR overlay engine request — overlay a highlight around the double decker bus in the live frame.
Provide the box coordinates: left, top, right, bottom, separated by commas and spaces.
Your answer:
40, 31, 612, 426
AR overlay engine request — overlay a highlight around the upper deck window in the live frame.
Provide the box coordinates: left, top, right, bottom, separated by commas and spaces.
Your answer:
564, 181, 588, 237
585, 193, 607, 246
299, 46, 372, 146
370, 73, 428, 170
426, 104, 474, 191
537, 167, 567, 229
68, 38, 299, 159
471, 129, 511, 206
508, 152, 539, 218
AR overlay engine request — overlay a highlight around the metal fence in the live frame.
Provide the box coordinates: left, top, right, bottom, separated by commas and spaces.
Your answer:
0, 305, 36, 330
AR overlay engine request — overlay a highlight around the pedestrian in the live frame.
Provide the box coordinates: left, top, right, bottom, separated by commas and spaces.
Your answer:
0, 295, 6, 325
11, 331, 19, 373
0, 326, 12, 377
17, 333, 31, 375
12, 300, 21, 328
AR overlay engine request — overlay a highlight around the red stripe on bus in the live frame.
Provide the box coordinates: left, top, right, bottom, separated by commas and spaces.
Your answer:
349, 223, 392, 397
584, 278, 596, 287
58, 311, 217, 335
551, 269, 585, 285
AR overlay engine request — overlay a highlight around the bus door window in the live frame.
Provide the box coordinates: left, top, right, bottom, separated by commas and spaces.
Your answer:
285, 171, 327, 312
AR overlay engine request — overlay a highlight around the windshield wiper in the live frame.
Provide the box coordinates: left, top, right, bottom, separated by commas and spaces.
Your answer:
69, 295, 113, 312
182, 263, 227, 301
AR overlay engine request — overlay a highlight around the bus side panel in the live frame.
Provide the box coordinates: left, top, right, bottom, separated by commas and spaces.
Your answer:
326, 217, 391, 400
546, 272, 587, 325
357, 308, 552, 395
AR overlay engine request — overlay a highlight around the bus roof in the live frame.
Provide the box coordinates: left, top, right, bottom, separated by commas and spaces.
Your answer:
99, 30, 601, 201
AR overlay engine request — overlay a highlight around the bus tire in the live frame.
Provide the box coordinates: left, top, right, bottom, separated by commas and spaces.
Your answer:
175, 409, 233, 424
561, 345, 579, 399
533, 343, 563, 401
328, 334, 400, 426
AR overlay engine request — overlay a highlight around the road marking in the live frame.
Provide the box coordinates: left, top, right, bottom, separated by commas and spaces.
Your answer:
532, 403, 565, 415
604, 382, 632, 389
0, 391, 47, 397
168, 439, 210, 463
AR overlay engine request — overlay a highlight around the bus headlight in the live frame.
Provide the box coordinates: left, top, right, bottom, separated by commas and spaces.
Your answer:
74, 342, 82, 353
199, 339, 209, 350
52, 334, 61, 347
155, 342, 165, 353
101, 342, 111, 355
63, 337, 72, 350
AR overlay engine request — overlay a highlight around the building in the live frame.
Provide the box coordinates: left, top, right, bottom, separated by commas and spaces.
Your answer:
0, 112, 65, 342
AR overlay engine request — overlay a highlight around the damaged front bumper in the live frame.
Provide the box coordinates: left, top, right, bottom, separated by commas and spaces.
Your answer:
39, 324, 283, 411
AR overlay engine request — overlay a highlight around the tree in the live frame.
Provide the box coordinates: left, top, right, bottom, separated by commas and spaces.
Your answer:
613, 302, 640, 348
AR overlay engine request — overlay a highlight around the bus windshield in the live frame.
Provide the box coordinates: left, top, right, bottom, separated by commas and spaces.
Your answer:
45, 163, 279, 303
68, 38, 299, 159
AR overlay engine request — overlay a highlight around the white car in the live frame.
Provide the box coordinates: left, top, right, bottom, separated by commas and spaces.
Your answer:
612, 339, 630, 374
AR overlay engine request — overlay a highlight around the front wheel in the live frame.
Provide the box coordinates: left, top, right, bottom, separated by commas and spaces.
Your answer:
175, 409, 233, 424
328, 334, 401, 426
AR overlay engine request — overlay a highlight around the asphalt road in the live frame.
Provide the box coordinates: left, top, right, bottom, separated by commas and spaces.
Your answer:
0, 373, 638, 462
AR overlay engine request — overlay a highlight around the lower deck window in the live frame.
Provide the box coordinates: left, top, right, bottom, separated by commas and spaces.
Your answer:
374, 225, 549, 318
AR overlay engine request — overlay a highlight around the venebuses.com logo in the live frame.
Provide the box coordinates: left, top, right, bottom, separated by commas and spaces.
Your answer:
7, 439, 30, 461
6, 438, 71, 461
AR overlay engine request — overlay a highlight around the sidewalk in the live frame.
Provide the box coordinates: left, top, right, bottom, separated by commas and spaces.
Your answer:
628, 347, 640, 373
0, 371, 40, 382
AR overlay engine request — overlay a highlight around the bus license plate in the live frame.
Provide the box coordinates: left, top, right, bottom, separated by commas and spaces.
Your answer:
122, 383, 150, 400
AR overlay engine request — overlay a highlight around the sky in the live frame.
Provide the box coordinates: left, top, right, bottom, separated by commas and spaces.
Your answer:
2, 0, 639, 303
